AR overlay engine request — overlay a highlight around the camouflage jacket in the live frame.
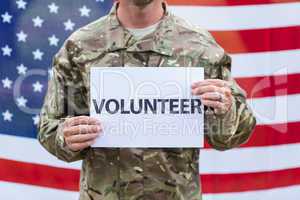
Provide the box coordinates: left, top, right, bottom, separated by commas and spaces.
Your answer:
38, 3, 256, 200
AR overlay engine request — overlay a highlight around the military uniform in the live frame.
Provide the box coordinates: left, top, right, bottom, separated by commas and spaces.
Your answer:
38, 3, 256, 200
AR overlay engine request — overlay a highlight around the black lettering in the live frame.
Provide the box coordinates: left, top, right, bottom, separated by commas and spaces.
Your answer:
120, 99, 130, 114
106, 99, 119, 114
191, 99, 202, 114
169, 98, 179, 114
92, 99, 106, 114
144, 99, 157, 114
157, 99, 169, 114
93, 98, 202, 115
180, 99, 190, 114
130, 99, 143, 114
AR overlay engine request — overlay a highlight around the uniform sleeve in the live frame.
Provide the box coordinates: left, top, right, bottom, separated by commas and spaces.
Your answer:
204, 53, 256, 151
37, 41, 89, 162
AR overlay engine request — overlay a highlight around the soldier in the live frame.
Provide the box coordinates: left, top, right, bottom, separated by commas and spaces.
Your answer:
38, 0, 256, 199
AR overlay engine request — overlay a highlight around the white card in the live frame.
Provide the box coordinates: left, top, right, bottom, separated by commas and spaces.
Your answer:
90, 67, 204, 148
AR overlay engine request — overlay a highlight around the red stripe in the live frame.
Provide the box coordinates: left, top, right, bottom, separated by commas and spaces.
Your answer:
200, 167, 300, 193
168, 0, 299, 6
235, 73, 300, 99
242, 122, 300, 147
1, 158, 300, 193
205, 121, 300, 148
210, 26, 300, 54
0, 158, 79, 191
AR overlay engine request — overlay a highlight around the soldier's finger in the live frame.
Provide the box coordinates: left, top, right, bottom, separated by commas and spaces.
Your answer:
65, 116, 89, 127
200, 92, 223, 101
65, 116, 100, 127
191, 79, 227, 88
202, 100, 224, 110
66, 133, 100, 144
68, 140, 96, 151
192, 85, 222, 95
64, 125, 102, 137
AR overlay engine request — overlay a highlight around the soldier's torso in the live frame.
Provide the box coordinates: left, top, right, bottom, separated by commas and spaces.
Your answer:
75, 44, 203, 200
62, 5, 225, 200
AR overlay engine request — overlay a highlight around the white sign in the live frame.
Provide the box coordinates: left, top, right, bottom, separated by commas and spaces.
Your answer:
90, 67, 204, 148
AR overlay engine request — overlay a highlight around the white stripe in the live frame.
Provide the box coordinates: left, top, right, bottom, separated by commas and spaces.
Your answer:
0, 181, 78, 200
199, 143, 300, 174
0, 134, 81, 170
170, 3, 300, 30
203, 185, 300, 200
231, 49, 300, 78
248, 94, 300, 125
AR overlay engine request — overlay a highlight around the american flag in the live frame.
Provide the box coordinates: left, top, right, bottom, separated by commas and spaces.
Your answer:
0, 0, 299, 199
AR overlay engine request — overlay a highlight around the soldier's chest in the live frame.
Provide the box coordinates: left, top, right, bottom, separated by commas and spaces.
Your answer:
78, 50, 202, 102
82, 51, 196, 68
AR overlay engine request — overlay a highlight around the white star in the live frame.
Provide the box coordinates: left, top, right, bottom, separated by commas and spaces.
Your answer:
32, 115, 40, 125
1, 12, 12, 23
2, 110, 13, 122
32, 16, 44, 28
16, 30, 27, 42
32, 49, 44, 60
48, 2, 59, 14
32, 81, 43, 92
16, 64, 27, 75
16, 96, 28, 107
2, 77, 13, 89
79, 5, 91, 17
64, 19, 75, 31
16, 0, 27, 10
1, 45, 12, 56
48, 34, 59, 46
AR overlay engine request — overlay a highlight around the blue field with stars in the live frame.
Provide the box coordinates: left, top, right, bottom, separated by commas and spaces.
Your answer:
0, 0, 113, 138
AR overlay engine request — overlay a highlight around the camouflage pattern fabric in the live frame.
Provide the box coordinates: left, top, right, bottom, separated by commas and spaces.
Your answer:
38, 2, 256, 200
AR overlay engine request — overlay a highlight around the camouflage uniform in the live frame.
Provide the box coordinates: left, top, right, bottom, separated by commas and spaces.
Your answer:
38, 3, 256, 200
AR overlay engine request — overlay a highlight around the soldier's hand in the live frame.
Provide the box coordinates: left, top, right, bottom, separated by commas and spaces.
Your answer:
63, 116, 102, 151
191, 79, 233, 115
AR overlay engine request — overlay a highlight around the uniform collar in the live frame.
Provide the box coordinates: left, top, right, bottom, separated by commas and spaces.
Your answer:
105, 2, 175, 57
